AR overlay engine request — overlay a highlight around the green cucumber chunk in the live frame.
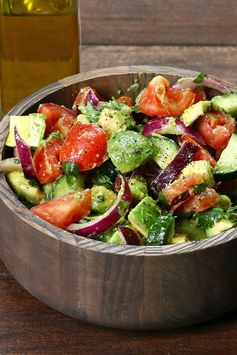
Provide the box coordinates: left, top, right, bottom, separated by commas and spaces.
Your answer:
146, 215, 175, 246
128, 196, 161, 237
212, 93, 237, 118
151, 134, 178, 169
214, 133, 237, 178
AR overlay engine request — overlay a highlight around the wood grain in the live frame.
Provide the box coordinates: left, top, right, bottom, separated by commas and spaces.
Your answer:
80, 0, 237, 45
81, 45, 237, 85
1, 263, 237, 353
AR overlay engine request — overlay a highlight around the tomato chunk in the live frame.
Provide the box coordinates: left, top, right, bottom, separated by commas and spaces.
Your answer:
177, 188, 220, 213
117, 96, 133, 106
193, 89, 206, 103
33, 135, 63, 184
162, 175, 204, 205
139, 75, 195, 117
60, 122, 108, 171
31, 190, 91, 229
38, 103, 76, 137
196, 110, 236, 151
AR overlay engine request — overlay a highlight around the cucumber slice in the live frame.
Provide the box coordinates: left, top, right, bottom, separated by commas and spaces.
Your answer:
212, 93, 237, 118
151, 134, 178, 169
214, 133, 237, 179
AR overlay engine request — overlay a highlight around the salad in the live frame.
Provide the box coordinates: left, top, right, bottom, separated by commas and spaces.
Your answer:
1, 72, 237, 246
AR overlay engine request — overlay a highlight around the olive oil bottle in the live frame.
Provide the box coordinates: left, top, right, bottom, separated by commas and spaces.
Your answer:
0, 0, 80, 116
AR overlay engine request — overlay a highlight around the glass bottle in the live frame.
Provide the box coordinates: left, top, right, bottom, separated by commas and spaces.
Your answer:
0, 0, 80, 116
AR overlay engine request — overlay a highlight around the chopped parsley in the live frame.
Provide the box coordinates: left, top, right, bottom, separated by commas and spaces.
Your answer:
193, 72, 207, 84
197, 208, 225, 230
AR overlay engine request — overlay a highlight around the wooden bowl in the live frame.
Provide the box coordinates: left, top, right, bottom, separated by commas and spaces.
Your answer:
1, 66, 237, 330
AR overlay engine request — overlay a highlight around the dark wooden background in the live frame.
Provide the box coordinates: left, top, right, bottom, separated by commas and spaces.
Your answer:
1, 0, 237, 353
80, 0, 237, 84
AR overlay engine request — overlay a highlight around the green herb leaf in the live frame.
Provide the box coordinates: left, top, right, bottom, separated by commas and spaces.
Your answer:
197, 208, 225, 230
28, 179, 40, 188
78, 102, 101, 123
62, 162, 80, 177
193, 72, 207, 84
192, 183, 206, 195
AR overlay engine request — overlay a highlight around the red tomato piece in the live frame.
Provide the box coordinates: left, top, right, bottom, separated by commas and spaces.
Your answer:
177, 188, 220, 213
139, 75, 195, 117
31, 190, 91, 229
72, 86, 104, 113
117, 96, 133, 106
178, 135, 217, 168
33, 135, 63, 184
193, 89, 206, 103
162, 174, 204, 205
60, 122, 108, 171
38, 103, 76, 137
196, 110, 236, 150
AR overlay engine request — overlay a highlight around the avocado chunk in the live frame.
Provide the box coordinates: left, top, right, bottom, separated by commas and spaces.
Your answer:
196, 207, 233, 238
212, 93, 237, 118
97, 228, 125, 245
108, 131, 157, 174
214, 195, 232, 210
175, 218, 205, 241
128, 174, 148, 201
50, 174, 85, 198
5, 113, 46, 147
98, 106, 135, 136
169, 233, 190, 244
179, 160, 215, 188
91, 186, 116, 214
146, 215, 175, 246
6, 171, 43, 205
214, 133, 237, 179
128, 196, 161, 237
151, 134, 179, 169
180, 101, 212, 126
205, 219, 233, 237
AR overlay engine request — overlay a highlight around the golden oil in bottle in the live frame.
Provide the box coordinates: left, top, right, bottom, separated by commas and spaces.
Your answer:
0, 0, 80, 115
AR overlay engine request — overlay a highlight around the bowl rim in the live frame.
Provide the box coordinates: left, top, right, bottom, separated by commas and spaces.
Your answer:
1, 65, 237, 256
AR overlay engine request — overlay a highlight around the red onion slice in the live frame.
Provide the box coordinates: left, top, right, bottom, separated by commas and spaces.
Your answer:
87, 89, 100, 110
142, 117, 183, 136
142, 117, 206, 146
172, 76, 232, 94
150, 141, 200, 196
14, 126, 37, 180
67, 175, 132, 238
118, 226, 140, 245
170, 190, 194, 211
176, 120, 206, 145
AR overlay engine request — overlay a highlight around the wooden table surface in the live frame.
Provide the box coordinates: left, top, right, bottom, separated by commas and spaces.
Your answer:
1, 44, 237, 353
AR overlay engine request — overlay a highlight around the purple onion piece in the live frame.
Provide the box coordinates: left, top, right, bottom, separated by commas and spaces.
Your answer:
176, 120, 206, 145
118, 226, 140, 245
172, 76, 232, 94
136, 162, 161, 178
150, 141, 200, 196
142, 117, 183, 136
67, 175, 132, 238
14, 126, 37, 180
170, 190, 193, 211
87, 89, 100, 110
142, 117, 206, 146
